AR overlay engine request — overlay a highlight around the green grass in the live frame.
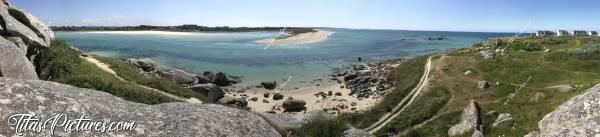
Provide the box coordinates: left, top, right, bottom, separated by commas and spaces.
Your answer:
452, 36, 600, 136
94, 56, 209, 102
376, 86, 451, 136
292, 114, 349, 137
403, 111, 462, 137
37, 40, 178, 104
352, 36, 599, 137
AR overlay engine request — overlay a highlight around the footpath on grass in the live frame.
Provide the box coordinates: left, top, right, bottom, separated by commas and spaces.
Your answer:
366, 56, 433, 134
82, 56, 201, 103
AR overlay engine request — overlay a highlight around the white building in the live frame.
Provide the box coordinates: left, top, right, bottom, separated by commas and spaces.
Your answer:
573, 30, 589, 36
536, 30, 556, 37
557, 30, 570, 36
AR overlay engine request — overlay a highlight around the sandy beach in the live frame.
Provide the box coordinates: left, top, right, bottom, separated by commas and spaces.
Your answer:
255, 31, 334, 45
224, 76, 382, 114
82, 31, 198, 35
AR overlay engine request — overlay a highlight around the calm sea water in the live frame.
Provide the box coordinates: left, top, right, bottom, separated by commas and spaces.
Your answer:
56, 29, 511, 88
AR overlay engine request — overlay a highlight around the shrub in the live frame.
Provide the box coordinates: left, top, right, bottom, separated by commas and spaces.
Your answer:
510, 40, 542, 51
293, 114, 348, 137
567, 42, 600, 60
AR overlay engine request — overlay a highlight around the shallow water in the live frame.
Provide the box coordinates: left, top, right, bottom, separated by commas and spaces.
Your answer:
57, 29, 511, 88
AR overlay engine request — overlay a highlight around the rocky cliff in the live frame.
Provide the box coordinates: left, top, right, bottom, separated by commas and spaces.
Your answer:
0, 77, 280, 136
0, 0, 54, 80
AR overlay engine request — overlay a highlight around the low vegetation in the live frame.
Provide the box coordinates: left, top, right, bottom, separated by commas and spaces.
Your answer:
376, 86, 450, 136
292, 114, 349, 137
403, 36, 600, 136
37, 40, 178, 104
94, 56, 209, 102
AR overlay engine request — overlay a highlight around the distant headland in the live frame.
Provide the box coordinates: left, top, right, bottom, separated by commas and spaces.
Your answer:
50, 24, 322, 33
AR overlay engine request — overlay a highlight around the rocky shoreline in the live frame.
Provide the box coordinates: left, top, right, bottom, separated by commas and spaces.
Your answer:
335, 59, 403, 100
122, 56, 403, 114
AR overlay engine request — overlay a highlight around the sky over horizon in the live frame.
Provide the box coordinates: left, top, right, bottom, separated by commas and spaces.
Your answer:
11, 0, 600, 32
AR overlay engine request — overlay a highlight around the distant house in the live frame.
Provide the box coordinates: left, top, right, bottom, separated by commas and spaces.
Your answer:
573, 30, 589, 36
589, 31, 598, 36
536, 30, 556, 37
557, 30, 570, 36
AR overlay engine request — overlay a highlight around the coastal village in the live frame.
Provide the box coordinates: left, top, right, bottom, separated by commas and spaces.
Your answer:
535, 30, 599, 37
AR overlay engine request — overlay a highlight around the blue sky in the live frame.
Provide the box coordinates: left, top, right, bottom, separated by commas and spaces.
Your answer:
11, 0, 600, 32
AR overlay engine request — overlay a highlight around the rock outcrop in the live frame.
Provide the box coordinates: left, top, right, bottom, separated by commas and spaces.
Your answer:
492, 113, 513, 127
190, 83, 225, 102
126, 58, 158, 74
212, 72, 234, 86
0, 1, 55, 80
337, 60, 399, 100
159, 69, 198, 85
0, 77, 280, 137
448, 100, 482, 136
0, 37, 37, 79
529, 84, 600, 137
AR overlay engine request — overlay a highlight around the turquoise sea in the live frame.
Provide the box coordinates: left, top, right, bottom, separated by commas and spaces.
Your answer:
56, 29, 511, 88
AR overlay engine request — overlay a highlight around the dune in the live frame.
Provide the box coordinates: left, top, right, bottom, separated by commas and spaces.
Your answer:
255, 31, 334, 45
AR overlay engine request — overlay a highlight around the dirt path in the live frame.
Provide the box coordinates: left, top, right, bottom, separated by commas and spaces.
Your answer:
81, 56, 200, 103
366, 56, 433, 134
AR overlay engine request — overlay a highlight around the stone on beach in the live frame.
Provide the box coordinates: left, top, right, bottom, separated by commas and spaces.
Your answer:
212, 72, 232, 86
283, 99, 307, 111
261, 81, 277, 90
273, 93, 284, 100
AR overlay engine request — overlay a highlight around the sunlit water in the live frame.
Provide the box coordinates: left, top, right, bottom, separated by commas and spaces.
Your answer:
57, 29, 511, 89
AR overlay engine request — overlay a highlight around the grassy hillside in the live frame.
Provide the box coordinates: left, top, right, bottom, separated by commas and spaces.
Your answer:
94, 56, 209, 102
37, 40, 182, 104
293, 36, 600, 137
402, 36, 600, 136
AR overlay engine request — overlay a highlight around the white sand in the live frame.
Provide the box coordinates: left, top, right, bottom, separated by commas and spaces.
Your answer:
255, 31, 333, 45
82, 31, 197, 36
227, 80, 381, 114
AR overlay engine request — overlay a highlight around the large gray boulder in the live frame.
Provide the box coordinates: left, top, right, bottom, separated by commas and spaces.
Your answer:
8, 6, 54, 47
0, 4, 48, 48
534, 84, 600, 137
0, 36, 37, 79
282, 99, 307, 111
126, 58, 158, 72
448, 100, 482, 136
159, 69, 198, 85
190, 83, 225, 102
212, 72, 232, 86
493, 113, 513, 127
0, 77, 280, 137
